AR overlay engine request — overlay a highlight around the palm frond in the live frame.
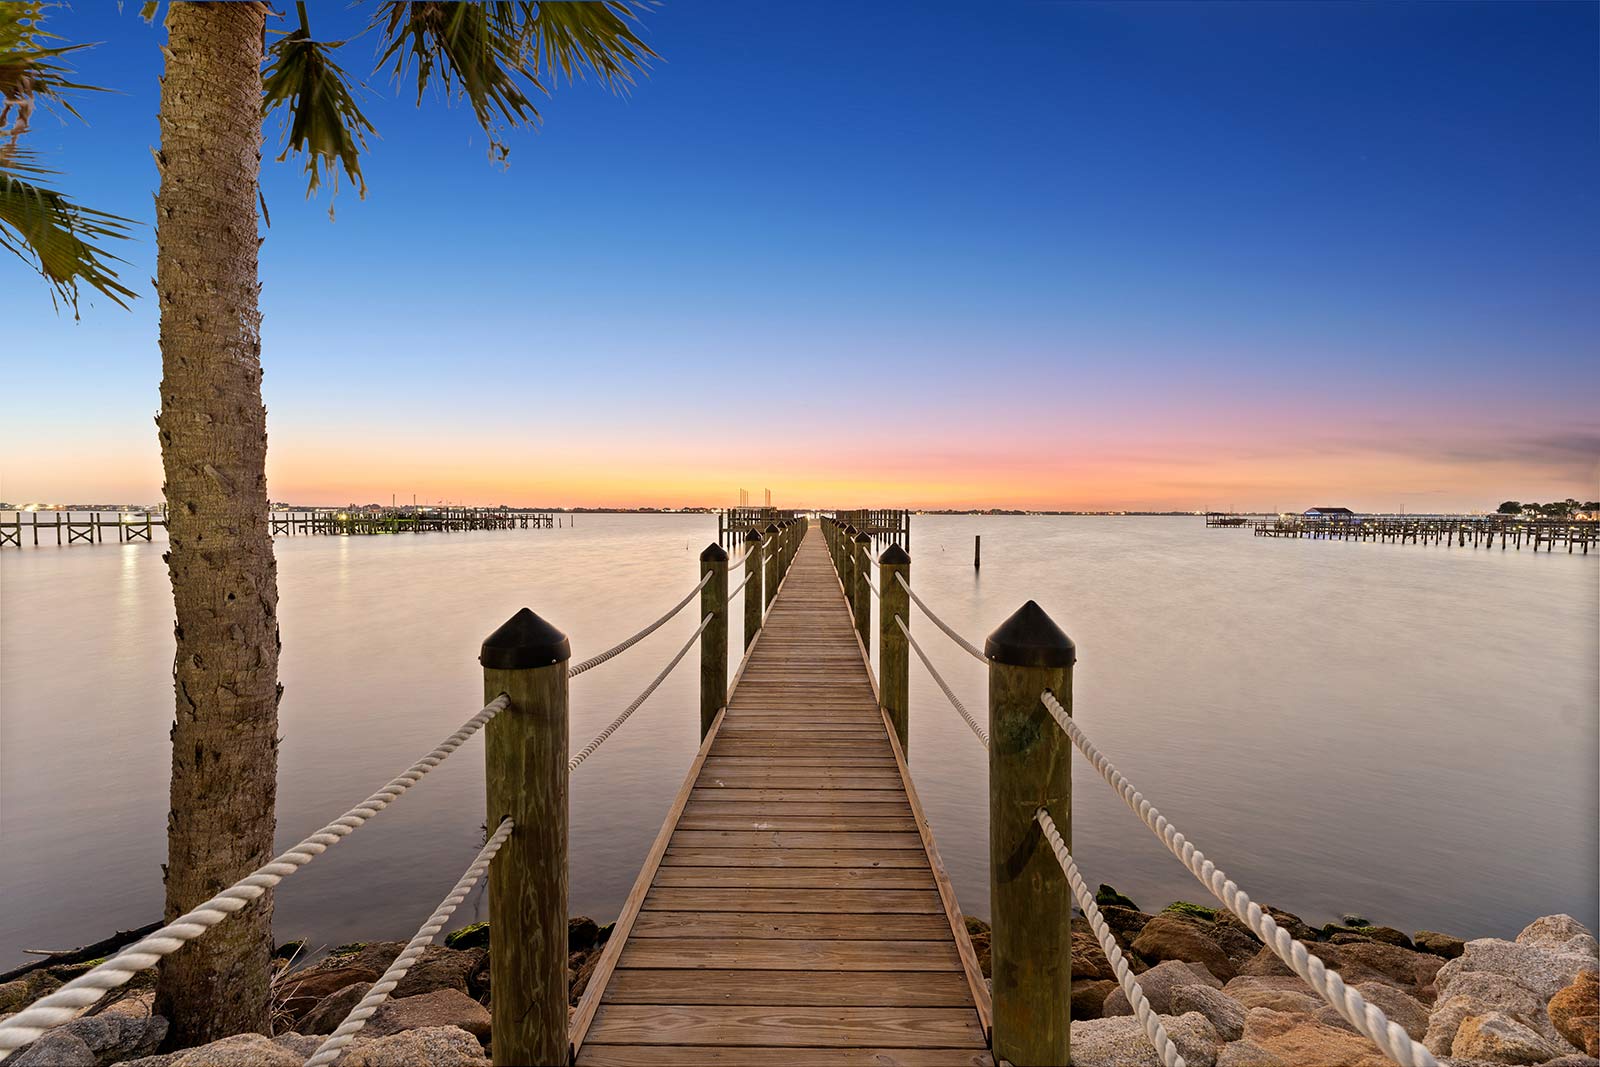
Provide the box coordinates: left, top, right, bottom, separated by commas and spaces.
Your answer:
371, 2, 653, 161
0, 152, 137, 317
0, 2, 136, 315
262, 4, 376, 199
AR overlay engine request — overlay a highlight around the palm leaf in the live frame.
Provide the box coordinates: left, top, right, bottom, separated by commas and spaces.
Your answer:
1, 2, 136, 315
262, 4, 376, 198
0, 152, 137, 316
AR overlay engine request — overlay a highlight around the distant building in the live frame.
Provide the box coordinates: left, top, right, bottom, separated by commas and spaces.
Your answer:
1305, 506, 1358, 521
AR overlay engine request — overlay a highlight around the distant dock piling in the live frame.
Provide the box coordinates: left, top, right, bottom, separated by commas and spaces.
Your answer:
1, 507, 560, 548
1222, 513, 1595, 554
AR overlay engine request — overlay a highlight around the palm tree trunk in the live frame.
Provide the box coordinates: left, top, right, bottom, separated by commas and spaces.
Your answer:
152, 2, 279, 1046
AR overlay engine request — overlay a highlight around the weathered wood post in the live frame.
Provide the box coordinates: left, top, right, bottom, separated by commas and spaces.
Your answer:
974, 534, 982, 569
700, 543, 729, 737
878, 543, 910, 753
480, 609, 570, 1067
853, 531, 872, 652
743, 528, 763, 649
764, 523, 781, 610
986, 601, 1075, 1066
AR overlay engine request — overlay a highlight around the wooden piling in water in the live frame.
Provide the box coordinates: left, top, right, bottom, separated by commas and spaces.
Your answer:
878, 543, 910, 754
700, 543, 729, 738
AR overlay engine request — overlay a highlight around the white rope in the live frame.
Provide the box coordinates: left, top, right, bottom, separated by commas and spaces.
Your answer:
568, 613, 712, 772
727, 570, 755, 600
897, 615, 988, 747
0, 695, 512, 1059
302, 818, 514, 1067
569, 572, 712, 677
1036, 808, 1185, 1067
895, 572, 985, 662
1040, 691, 1437, 1067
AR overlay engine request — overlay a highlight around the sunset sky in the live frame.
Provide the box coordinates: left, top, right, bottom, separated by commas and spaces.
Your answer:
3, 1, 1596, 511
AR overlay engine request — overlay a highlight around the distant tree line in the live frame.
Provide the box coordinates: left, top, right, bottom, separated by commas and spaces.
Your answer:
1496, 499, 1598, 517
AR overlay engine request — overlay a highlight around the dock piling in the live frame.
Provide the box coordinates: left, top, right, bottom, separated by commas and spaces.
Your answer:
879, 543, 910, 753
700, 543, 729, 737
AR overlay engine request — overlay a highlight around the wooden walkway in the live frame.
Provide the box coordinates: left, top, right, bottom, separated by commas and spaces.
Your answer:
571, 525, 993, 1065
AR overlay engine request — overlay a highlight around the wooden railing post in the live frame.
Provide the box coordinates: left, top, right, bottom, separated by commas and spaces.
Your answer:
743, 528, 763, 650
840, 525, 857, 606
878, 543, 910, 753
700, 543, 729, 737
763, 523, 781, 611
986, 601, 1075, 1067
853, 531, 872, 652
480, 609, 570, 1067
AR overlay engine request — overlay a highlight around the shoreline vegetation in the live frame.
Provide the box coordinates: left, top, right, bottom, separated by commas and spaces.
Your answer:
4, 891, 1595, 1066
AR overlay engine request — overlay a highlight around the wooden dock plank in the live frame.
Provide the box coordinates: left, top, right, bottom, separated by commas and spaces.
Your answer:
570, 524, 990, 1062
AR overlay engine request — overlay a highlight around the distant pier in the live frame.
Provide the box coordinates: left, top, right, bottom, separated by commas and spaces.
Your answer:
1213, 513, 1595, 553
0, 507, 558, 548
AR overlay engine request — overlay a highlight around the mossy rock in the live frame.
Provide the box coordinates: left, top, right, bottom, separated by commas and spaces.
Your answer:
329, 942, 366, 956
963, 915, 991, 937
274, 939, 308, 961
1095, 884, 1139, 911
1161, 901, 1219, 921
445, 922, 490, 950
596, 921, 617, 946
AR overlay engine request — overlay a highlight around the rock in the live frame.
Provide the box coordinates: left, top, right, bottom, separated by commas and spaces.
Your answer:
569, 949, 603, 1005
1222, 976, 1322, 1015
1070, 1011, 1220, 1067
1072, 979, 1117, 1020
1073, 928, 1115, 982
1101, 905, 1155, 949
0, 972, 63, 1015
1216, 1039, 1287, 1066
167, 1034, 303, 1067
444, 922, 489, 950
1243, 1007, 1392, 1066
10, 1032, 96, 1067
274, 940, 307, 962
1518, 916, 1598, 954
1239, 946, 1297, 979
1351, 981, 1429, 1040
1263, 908, 1317, 945
1425, 971, 1561, 1056
1103, 959, 1223, 1017
1209, 918, 1268, 968
8, 1014, 169, 1066
363, 989, 490, 1040
1316, 940, 1444, 993
1326, 926, 1415, 950
1417, 931, 1469, 959
1438, 938, 1599, 1003
300, 982, 372, 1035
1452, 1011, 1565, 1064
468, 953, 490, 1003
338, 1026, 488, 1067
569, 916, 601, 953
1097, 884, 1139, 910
1172, 984, 1247, 1040
1342, 915, 1373, 928
1166, 902, 1222, 922
343, 943, 484, 998
277, 965, 379, 1022
1548, 970, 1600, 1057
99, 991, 157, 1019
1132, 915, 1239, 981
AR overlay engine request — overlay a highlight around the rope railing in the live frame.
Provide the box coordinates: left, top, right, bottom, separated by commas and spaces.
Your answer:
896, 615, 988, 747
1037, 807, 1185, 1067
568, 572, 712, 677
727, 570, 756, 601
894, 572, 986, 662
303, 817, 515, 1067
1040, 691, 1438, 1067
0, 694, 512, 1059
568, 613, 713, 772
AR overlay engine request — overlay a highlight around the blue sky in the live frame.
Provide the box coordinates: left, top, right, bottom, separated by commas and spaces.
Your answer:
3, 1, 1596, 509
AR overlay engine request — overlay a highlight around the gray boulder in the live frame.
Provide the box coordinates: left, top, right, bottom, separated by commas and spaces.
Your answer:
338, 1026, 488, 1067
1437, 937, 1599, 1003
362, 989, 490, 1040
1171, 984, 1247, 1041
1102, 959, 1223, 1017
1070, 1011, 1220, 1067
300, 982, 372, 1035
1450, 1010, 1565, 1064
1516, 915, 1599, 959
9, 1015, 168, 1066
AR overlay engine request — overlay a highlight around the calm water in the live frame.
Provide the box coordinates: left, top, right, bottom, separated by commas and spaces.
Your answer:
1, 515, 1595, 968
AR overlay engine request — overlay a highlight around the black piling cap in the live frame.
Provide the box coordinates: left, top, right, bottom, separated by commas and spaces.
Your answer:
880, 542, 910, 565
854, 531, 871, 544
745, 528, 763, 543
481, 608, 571, 670
765, 522, 781, 534
701, 542, 728, 562
984, 600, 1076, 669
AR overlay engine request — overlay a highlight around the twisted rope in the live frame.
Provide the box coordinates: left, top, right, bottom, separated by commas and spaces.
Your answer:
568, 613, 712, 772
895, 572, 985, 662
727, 570, 755, 600
303, 818, 514, 1067
1036, 808, 1186, 1067
1040, 691, 1437, 1067
897, 615, 988, 747
0, 695, 512, 1059
569, 573, 711, 677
